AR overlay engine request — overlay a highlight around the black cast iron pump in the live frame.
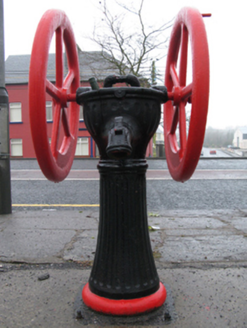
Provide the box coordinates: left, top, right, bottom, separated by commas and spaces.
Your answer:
29, 7, 210, 316
76, 75, 168, 313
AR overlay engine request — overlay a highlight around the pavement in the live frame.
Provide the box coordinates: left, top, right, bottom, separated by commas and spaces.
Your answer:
0, 207, 247, 327
10, 168, 247, 181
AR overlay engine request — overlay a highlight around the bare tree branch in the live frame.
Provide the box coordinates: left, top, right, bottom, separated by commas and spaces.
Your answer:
84, 0, 173, 84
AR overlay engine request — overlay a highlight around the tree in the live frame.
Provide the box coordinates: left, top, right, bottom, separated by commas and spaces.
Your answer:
204, 127, 234, 148
87, 0, 173, 84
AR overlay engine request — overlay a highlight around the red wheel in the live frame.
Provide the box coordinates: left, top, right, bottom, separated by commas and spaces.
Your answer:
29, 10, 80, 182
164, 7, 209, 182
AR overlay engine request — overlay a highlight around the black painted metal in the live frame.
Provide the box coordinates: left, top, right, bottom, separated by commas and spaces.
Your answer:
76, 75, 167, 300
103, 74, 141, 88
91, 159, 159, 299
106, 116, 132, 159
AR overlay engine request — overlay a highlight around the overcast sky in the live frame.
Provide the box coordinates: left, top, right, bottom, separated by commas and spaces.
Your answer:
3, 0, 247, 129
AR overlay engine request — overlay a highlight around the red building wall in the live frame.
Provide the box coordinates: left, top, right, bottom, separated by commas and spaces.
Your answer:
8, 84, 34, 157
7, 82, 95, 158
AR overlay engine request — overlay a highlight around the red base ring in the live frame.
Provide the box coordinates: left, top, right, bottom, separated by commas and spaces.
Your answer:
82, 282, 167, 316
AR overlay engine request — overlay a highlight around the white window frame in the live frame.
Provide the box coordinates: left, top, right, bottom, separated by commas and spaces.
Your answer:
10, 138, 23, 156
9, 102, 22, 122
79, 106, 84, 121
75, 137, 89, 156
46, 101, 53, 122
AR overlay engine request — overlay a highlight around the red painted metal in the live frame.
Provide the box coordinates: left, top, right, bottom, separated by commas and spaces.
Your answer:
82, 282, 167, 315
29, 10, 80, 182
164, 7, 209, 182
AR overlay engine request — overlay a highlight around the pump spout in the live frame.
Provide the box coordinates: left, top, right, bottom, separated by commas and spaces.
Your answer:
106, 117, 132, 159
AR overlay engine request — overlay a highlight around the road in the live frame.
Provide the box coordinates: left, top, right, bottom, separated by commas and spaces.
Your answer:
201, 147, 231, 157
10, 158, 247, 212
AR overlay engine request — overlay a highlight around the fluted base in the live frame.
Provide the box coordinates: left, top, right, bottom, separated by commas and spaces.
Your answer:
88, 159, 160, 300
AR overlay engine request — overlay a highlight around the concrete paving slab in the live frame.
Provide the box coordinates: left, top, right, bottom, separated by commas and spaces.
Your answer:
218, 214, 247, 234
147, 210, 247, 265
156, 235, 247, 263
0, 266, 87, 328
0, 266, 246, 327
0, 215, 99, 233
0, 210, 99, 263
160, 267, 247, 328
0, 228, 76, 263
63, 230, 97, 262
1, 210, 99, 229
148, 215, 227, 229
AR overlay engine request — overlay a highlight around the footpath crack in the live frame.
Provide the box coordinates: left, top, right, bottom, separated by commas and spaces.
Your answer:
56, 229, 84, 261
0, 261, 93, 272
1, 260, 247, 273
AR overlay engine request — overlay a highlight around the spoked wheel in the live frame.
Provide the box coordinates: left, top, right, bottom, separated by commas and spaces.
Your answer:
29, 10, 80, 182
164, 7, 210, 182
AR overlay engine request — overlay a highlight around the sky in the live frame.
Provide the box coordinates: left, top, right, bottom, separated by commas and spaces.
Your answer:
3, 0, 247, 129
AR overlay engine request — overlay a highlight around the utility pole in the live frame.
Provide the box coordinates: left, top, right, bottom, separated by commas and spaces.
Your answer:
0, 0, 12, 214
151, 60, 157, 85
151, 60, 157, 157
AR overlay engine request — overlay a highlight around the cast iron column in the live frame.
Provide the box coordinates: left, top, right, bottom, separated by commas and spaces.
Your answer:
89, 159, 159, 299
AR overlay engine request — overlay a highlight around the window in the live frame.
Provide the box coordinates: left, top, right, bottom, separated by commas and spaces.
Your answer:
9, 102, 22, 122
46, 101, 53, 122
243, 134, 247, 140
156, 132, 164, 142
75, 137, 89, 156
10, 139, 23, 156
79, 106, 84, 121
